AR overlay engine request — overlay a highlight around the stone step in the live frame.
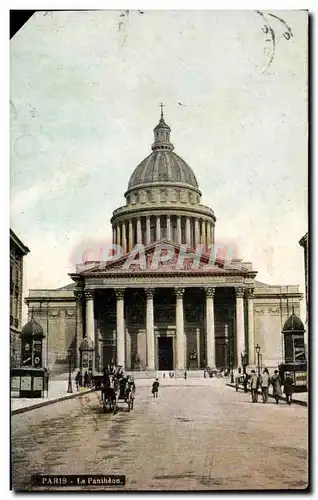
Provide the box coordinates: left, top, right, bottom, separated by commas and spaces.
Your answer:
126, 370, 206, 379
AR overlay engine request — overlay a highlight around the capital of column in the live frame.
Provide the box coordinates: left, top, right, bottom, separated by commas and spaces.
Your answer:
174, 287, 185, 299
235, 286, 245, 298
84, 290, 94, 300
204, 287, 215, 299
115, 288, 125, 300
246, 287, 254, 299
74, 289, 84, 301
145, 288, 155, 300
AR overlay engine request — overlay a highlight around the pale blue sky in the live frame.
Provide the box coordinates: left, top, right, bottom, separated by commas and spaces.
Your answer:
10, 10, 307, 317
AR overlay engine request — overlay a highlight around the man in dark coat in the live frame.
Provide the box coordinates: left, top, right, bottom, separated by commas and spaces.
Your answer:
152, 378, 159, 398
283, 372, 294, 404
75, 371, 81, 390
271, 370, 282, 404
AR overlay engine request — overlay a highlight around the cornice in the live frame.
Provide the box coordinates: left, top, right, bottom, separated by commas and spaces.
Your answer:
111, 205, 216, 224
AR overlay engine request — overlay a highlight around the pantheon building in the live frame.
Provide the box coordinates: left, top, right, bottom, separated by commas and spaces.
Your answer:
26, 111, 302, 374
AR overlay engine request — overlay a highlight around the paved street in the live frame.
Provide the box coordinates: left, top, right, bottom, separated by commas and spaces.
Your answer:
11, 379, 308, 491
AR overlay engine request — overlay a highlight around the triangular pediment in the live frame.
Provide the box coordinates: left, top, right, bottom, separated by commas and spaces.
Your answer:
78, 240, 249, 275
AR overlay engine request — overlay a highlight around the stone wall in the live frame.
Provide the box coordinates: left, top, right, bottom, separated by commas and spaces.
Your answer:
254, 295, 301, 367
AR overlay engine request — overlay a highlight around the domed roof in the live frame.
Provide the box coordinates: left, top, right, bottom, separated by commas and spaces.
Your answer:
128, 150, 199, 190
21, 318, 45, 338
127, 108, 199, 191
282, 313, 305, 333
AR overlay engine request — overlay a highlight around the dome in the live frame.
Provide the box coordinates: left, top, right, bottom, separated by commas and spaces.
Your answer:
128, 109, 199, 191
21, 318, 45, 338
282, 313, 305, 333
128, 150, 199, 190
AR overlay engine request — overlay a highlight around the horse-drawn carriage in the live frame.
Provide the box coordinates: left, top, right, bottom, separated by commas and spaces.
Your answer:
94, 371, 135, 413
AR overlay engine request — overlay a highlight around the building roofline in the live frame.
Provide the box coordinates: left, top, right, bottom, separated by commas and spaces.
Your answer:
10, 229, 30, 255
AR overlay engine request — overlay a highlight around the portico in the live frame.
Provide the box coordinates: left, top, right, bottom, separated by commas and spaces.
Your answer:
75, 274, 256, 372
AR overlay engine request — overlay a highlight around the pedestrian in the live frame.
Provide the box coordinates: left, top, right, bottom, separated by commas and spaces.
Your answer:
235, 367, 242, 392
283, 371, 294, 405
250, 370, 259, 403
184, 371, 187, 379
88, 368, 93, 388
75, 371, 81, 391
83, 370, 89, 388
261, 368, 270, 403
243, 372, 249, 393
271, 370, 282, 404
152, 378, 159, 398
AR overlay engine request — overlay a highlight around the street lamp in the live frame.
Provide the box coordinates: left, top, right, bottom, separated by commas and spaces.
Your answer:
67, 348, 73, 393
255, 344, 261, 377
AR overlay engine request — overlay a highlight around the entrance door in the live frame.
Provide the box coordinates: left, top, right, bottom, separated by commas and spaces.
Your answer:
158, 337, 173, 370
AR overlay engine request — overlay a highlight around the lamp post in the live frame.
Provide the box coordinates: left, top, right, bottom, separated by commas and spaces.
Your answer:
67, 348, 73, 393
255, 344, 261, 378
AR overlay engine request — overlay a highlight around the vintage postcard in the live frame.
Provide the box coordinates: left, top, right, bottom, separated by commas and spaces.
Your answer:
10, 9, 308, 492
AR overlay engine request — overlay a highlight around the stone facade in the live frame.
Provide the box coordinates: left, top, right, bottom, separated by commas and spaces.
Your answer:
299, 233, 308, 318
10, 229, 30, 367
25, 113, 303, 374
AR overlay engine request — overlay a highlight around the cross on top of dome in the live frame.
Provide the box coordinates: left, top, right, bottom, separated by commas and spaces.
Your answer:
153, 104, 173, 151
160, 102, 164, 119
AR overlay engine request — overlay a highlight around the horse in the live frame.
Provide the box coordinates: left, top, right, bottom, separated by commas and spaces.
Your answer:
101, 372, 117, 412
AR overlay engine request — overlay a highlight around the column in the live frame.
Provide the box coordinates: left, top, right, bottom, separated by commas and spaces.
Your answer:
74, 289, 84, 368
247, 288, 255, 365
206, 222, 211, 246
145, 288, 155, 369
137, 217, 142, 244
201, 220, 206, 247
115, 289, 125, 368
235, 287, 245, 366
112, 226, 116, 245
128, 219, 133, 251
175, 288, 185, 369
176, 216, 182, 244
185, 217, 191, 244
195, 219, 200, 246
84, 290, 95, 345
205, 287, 216, 368
167, 215, 171, 241
156, 216, 161, 241
116, 224, 121, 247
196, 327, 201, 369
146, 216, 151, 245
122, 222, 127, 254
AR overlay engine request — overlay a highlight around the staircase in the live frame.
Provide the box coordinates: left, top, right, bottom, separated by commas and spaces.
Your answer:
126, 370, 206, 379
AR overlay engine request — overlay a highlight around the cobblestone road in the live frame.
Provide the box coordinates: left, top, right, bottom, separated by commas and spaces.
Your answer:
11, 380, 308, 491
